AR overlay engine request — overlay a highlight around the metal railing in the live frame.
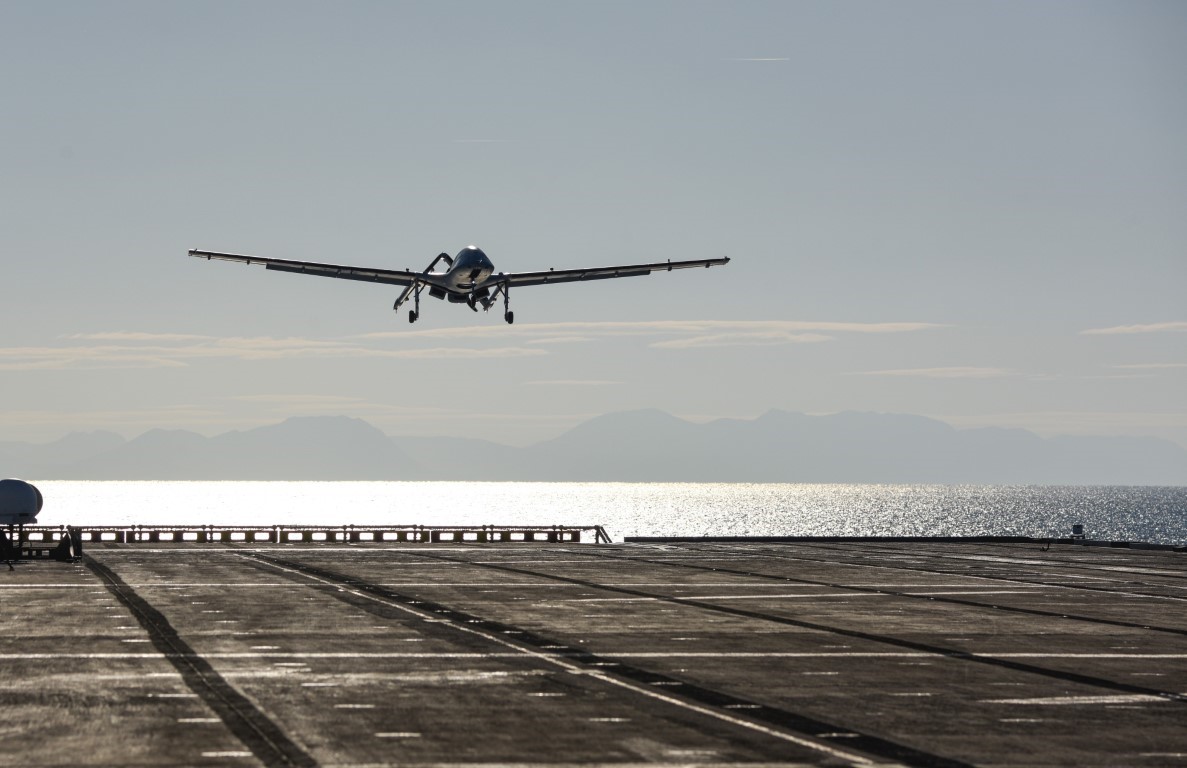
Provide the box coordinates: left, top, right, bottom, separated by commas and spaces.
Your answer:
12, 524, 613, 546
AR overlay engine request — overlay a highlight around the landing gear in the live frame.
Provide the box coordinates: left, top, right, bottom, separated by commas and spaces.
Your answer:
408, 282, 422, 323
482, 282, 515, 324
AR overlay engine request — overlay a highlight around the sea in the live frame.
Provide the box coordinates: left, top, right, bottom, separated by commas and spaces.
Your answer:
27, 482, 1187, 545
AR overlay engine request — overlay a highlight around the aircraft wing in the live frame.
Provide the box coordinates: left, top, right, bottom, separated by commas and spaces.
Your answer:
188, 250, 422, 287
492, 256, 730, 288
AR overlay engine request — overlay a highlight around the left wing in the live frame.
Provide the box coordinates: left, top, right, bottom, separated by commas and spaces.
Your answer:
188, 249, 422, 287
487, 256, 730, 288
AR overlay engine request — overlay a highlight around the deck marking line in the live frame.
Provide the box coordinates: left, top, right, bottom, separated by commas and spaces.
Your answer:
14, 650, 1184, 660
588, 545, 1187, 636
295, 549, 979, 768
454, 547, 1187, 706
723, 541, 1185, 591
570, 593, 884, 602
241, 553, 895, 768
776, 542, 1187, 602
984, 694, 1166, 705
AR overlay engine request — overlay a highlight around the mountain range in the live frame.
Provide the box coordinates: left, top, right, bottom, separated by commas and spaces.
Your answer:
2, 410, 1184, 485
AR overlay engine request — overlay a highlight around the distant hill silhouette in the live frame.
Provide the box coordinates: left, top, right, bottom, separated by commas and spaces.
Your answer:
1, 430, 125, 478
4, 411, 1184, 484
8, 416, 415, 480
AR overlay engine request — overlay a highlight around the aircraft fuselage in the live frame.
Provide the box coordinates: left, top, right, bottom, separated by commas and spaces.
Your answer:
441, 246, 495, 292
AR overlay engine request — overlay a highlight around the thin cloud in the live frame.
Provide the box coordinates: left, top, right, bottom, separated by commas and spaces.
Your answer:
7, 320, 939, 371
0, 335, 545, 369
652, 332, 832, 349
385, 347, 545, 359
1112, 363, 1187, 370
855, 367, 1015, 379
228, 394, 450, 416
229, 394, 370, 405
525, 379, 618, 386
356, 320, 942, 345
394, 411, 600, 424
0, 346, 189, 371
64, 331, 214, 342
723, 57, 789, 62
1082, 374, 1156, 380
1081, 321, 1187, 335
0, 406, 222, 432
525, 336, 596, 345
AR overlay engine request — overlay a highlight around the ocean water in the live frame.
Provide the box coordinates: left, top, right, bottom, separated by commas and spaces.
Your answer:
27, 482, 1187, 545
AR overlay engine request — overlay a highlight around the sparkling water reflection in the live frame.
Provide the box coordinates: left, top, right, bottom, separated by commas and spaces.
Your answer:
30, 482, 1187, 545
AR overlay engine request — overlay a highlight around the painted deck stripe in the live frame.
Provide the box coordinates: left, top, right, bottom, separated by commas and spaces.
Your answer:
246, 553, 985, 768
0, 584, 1025, 588
568, 593, 885, 602
984, 695, 1169, 705
901, 590, 1040, 596
423, 548, 1187, 706
8, 650, 1183, 661
694, 543, 1187, 604
244, 554, 888, 768
582, 548, 1187, 634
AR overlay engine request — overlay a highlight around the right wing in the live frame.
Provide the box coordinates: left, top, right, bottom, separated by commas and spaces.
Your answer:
493, 256, 730, 288
188, 249, 422, 288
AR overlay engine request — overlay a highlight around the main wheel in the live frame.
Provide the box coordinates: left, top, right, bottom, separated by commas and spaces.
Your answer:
504, 311, 514, 324
409, 310, 418, 324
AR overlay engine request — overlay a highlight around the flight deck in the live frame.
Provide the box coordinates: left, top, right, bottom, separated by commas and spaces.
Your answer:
2, 537, 1185, 767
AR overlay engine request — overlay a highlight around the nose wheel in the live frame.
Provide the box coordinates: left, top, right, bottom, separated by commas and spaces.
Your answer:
504, 311, 514, 324
408, 310, 418, 324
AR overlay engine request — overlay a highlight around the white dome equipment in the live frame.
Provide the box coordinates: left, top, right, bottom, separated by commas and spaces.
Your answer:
0, 479, 42, 525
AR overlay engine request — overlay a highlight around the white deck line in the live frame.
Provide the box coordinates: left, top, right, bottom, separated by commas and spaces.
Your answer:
242, 554, 882, 768
567, 593, 886, 602
6, 651, 1185, 661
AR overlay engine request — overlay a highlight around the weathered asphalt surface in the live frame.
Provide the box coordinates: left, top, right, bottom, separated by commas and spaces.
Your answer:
2, 540, 1185, 767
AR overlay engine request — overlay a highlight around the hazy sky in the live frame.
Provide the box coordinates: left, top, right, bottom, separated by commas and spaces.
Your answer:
2, 1, 1184, 448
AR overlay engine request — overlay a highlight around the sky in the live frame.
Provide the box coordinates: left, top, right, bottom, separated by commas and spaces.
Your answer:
1, 0, 1185, 449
